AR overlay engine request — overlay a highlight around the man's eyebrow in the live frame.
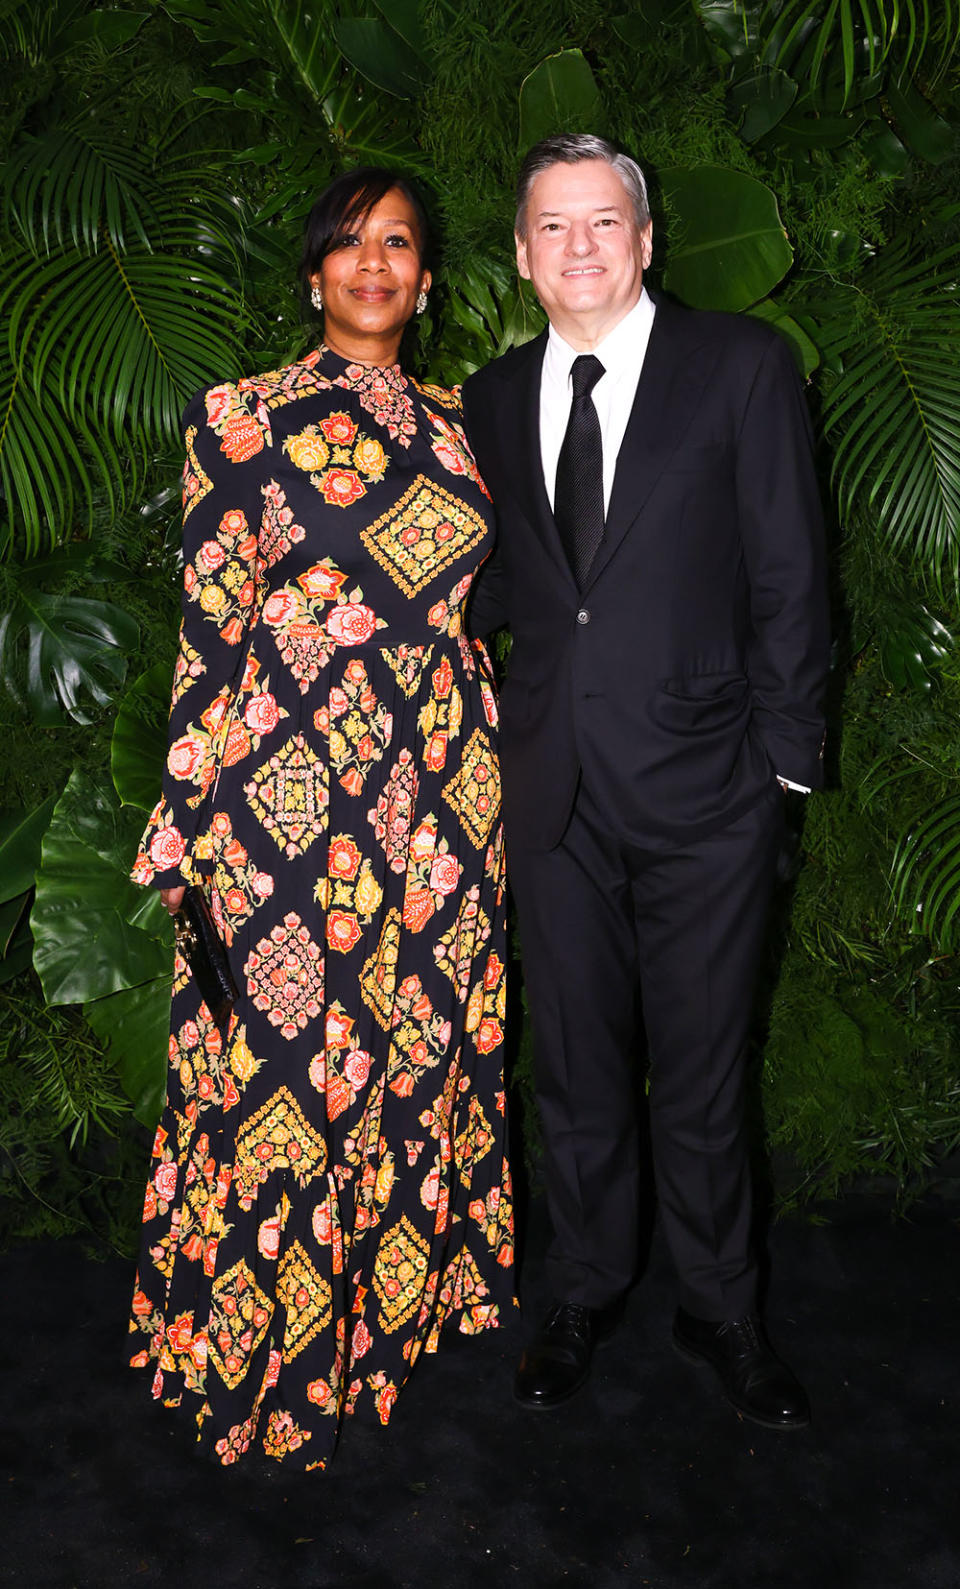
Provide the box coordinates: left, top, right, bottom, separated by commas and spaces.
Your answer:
534, 205, 625, 218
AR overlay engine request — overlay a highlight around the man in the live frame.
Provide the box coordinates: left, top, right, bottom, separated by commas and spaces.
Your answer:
462, 134, 829, 1428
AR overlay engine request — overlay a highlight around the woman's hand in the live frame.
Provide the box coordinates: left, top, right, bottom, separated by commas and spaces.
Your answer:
161, 885, 186, 916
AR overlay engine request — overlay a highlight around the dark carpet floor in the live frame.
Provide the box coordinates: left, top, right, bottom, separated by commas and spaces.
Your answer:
1, 1190, 958, 1589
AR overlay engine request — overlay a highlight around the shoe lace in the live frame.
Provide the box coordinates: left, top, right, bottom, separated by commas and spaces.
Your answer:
546, 1301, 593, 1337
718, 1314, 762, 1354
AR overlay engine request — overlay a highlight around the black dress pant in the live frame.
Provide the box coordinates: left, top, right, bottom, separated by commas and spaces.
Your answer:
508, 776, 785, 1320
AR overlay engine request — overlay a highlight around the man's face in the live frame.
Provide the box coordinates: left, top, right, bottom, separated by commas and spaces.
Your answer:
516, 159, 652, 340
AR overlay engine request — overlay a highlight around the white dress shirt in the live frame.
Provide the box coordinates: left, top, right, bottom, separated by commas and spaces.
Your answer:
540, 289, 655, 516
537, 289, 809, 794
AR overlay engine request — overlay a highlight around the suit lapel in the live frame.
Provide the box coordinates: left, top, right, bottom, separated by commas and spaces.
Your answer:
495, 332, 578, 583
583, 298, 715, 590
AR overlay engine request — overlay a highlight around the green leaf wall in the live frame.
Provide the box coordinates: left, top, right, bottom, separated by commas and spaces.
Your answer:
3, 0, 960, 1247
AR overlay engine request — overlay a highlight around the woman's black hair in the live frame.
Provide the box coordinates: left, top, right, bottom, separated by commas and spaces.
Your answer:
298, 167, 431, 313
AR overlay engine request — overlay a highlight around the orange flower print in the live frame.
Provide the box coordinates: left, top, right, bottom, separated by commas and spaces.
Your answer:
425, 732, 448, 772
325, 1004, 355, 1051
402, 887, 435, 933
327, 911, 362, 953
320, 467, 365, 507
326, 1074, 353, 1119
476, 1017, 503, 1054
328, 835, 361, 879
222, 718, 252, 766
220, 412, 264, 462
299, 562, 348, 601
319, 411, 357, 445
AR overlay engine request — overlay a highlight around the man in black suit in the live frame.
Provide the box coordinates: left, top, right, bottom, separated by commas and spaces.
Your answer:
462, 134, 829, 1427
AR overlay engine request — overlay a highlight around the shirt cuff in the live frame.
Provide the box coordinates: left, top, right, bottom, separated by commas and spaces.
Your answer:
777, 775, 811, 794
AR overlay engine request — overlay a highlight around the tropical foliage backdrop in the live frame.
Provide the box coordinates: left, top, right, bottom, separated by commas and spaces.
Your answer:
3, 0, 960, 1250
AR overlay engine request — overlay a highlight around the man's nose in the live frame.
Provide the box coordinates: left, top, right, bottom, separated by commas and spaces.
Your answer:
565, 223, 596, 255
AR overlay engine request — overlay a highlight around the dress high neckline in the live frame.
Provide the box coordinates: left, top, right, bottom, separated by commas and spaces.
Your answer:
318, 345, 406, 385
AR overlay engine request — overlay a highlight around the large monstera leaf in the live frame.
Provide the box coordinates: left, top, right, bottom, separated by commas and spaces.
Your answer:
819, 238, 960, 578
0, 794, 57, 984
31, 769, 172, 1006
334, 1, 431, 99
0, 549, 139, 725
518, 50, 606, 149
438, 259, 546, 381
111, 661, 173, 812
661, 166, 793, 312
85, 977, 172, 1127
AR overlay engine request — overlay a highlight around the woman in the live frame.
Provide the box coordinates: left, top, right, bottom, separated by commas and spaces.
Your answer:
128, 168, 514, 1471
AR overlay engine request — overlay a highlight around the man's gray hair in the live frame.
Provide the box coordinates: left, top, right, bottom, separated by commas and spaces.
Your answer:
515, 133, 650, 239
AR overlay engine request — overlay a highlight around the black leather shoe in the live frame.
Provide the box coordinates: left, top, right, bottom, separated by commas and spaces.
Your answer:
672, 1307, 810, 1430
514, 1300, 620, 1409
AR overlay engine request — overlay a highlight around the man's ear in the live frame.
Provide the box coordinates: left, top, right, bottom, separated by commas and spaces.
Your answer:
515, 232, 531, 281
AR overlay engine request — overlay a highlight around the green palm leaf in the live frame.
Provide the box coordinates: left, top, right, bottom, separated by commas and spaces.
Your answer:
0, 292, 119, 555
818, 239, 960, 579
890, 793, 960, 948
9, 232, 247, 448
2, 125, 157, 254
748, 0, 960, 100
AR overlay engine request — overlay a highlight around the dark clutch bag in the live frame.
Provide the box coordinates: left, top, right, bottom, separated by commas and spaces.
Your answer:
173, 885, 238, 1026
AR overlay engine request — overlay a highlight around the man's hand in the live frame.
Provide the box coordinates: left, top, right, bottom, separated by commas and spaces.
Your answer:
161, 885, 186, 916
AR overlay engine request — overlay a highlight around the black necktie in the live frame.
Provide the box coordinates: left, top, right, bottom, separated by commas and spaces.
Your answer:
554, 353, 605, 587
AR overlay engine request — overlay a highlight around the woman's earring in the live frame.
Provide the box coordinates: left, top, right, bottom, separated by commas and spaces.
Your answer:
311, 284, 323, 311
416, 290, 428, 316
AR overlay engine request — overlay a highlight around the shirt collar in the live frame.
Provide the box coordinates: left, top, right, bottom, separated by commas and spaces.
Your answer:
544, 288, 655, 389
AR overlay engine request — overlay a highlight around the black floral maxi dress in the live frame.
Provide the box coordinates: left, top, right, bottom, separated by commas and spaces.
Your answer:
128, 347, 515, 1471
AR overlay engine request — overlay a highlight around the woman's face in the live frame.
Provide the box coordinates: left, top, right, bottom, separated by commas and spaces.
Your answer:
312, 187, 430, 364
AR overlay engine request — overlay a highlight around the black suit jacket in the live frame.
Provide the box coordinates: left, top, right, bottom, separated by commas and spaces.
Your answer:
461, 295, 830, 852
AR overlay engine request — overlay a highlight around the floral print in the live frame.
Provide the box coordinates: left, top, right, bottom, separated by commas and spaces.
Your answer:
129, 348, 513, 1472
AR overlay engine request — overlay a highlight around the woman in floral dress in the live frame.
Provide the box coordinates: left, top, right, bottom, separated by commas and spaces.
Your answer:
128, 169, 514, 1471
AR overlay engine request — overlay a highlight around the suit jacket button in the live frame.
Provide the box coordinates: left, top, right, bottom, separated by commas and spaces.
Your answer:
576, 608, 590, 625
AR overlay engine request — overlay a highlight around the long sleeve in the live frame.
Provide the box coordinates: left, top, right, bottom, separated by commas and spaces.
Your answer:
736, 334, 830, 789
461, 375, 509, 639
132, 383, 265, 889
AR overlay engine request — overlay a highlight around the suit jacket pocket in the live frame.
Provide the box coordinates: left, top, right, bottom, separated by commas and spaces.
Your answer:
661, 671, 747, 699
654, 673, 748, 735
